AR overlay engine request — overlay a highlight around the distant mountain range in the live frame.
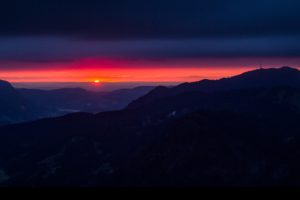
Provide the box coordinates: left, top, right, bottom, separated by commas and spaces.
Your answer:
19, 86, 154, 114
1, 66, 300, 186
0, 81, 154, 125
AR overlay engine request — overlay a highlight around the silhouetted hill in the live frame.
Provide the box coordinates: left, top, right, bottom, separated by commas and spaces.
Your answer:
0, 80, 47, 125
127, 67, 300, 109
126, 87, 300, 123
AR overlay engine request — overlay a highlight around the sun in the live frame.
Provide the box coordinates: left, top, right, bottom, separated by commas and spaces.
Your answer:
94, 79, 100, 83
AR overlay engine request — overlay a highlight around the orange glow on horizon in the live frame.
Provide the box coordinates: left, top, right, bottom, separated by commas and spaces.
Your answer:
0, 67, 258, 83
1, 57, 300, 84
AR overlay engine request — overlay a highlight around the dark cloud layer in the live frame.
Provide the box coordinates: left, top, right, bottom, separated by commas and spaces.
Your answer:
1, 36, 300, 63
1, 0, 300, 38
0, 0, 300, 64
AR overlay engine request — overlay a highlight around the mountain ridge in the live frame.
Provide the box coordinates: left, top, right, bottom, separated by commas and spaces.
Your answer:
2, 67, 300, 186
127, 66, 300, 109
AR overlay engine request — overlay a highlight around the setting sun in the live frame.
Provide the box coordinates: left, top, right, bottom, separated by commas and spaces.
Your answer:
94, 80, 100, 83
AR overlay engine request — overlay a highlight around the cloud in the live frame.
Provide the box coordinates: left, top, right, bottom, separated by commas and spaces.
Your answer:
0, 36, 300, 64
1, 0, 300, 71
1, 0, 300, 38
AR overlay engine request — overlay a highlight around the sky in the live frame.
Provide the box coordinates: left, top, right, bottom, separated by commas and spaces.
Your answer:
1, 0, 300, 90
